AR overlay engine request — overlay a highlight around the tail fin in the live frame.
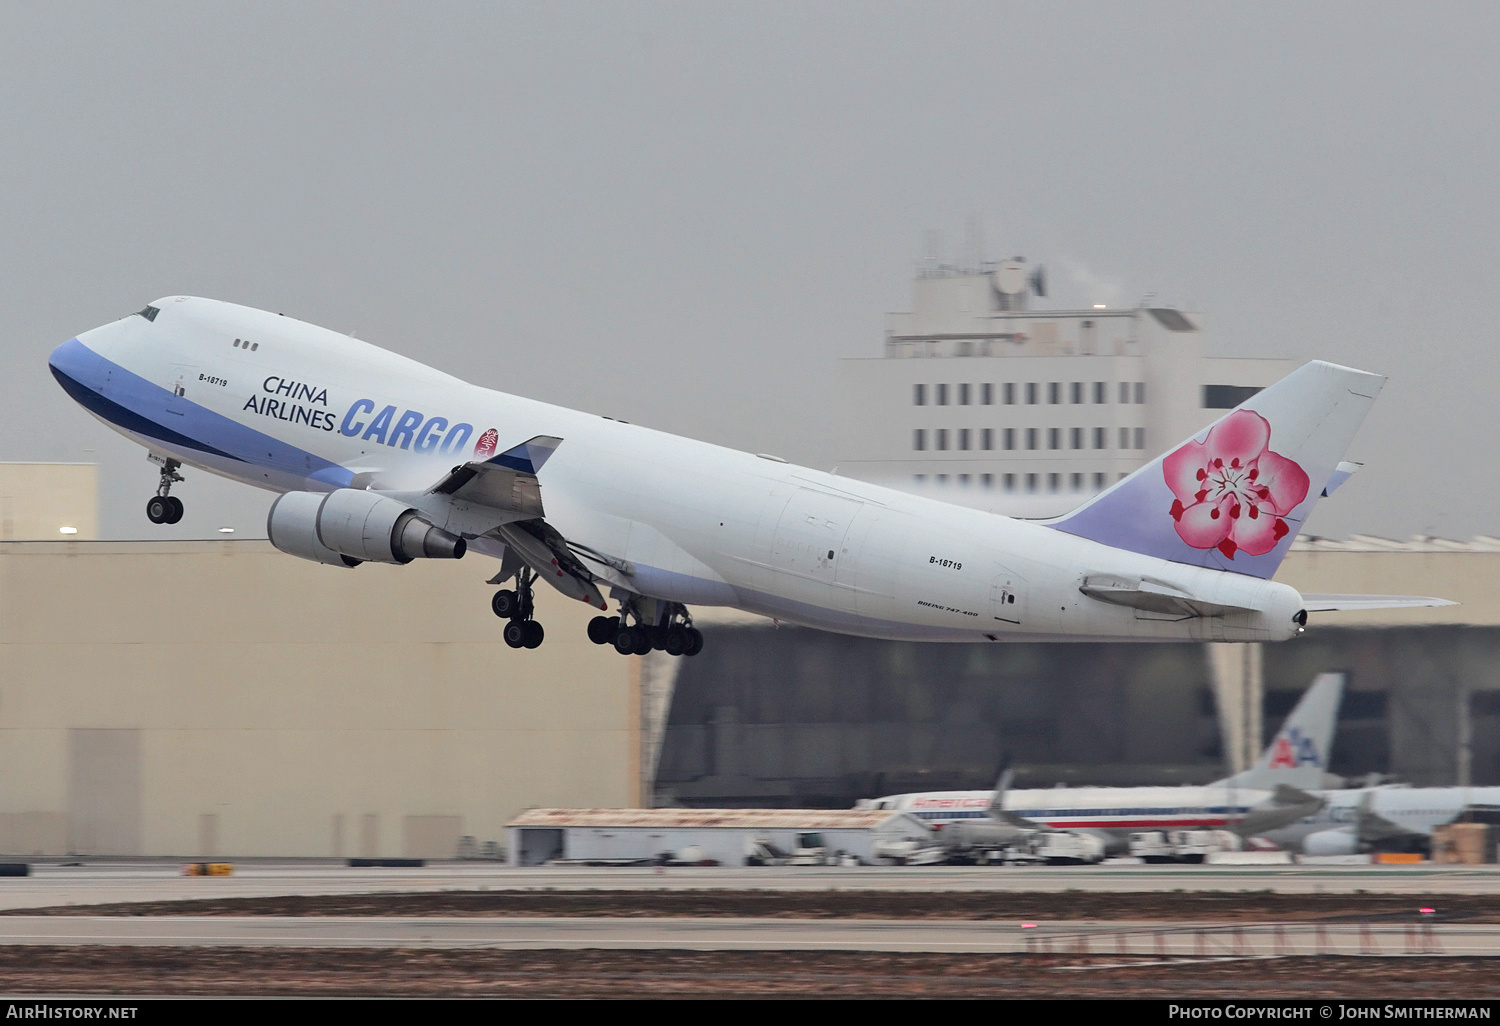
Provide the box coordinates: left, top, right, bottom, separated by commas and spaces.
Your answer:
1046, 361, 1384, 578
1217, 672, 1344, 790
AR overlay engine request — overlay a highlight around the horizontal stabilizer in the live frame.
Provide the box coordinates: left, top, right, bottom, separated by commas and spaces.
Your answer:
1301, 594, 1456, 612
1079, 575, 1259, 618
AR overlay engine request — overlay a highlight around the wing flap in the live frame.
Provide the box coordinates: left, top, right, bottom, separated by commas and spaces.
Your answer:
428, 435, 562, 517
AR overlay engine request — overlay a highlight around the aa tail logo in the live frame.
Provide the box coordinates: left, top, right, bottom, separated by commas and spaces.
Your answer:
1267, 726, 1321, 769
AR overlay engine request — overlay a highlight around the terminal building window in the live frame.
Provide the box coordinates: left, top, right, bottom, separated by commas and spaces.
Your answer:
1134, 427, 1145, 449
1048, 473, 1060, 492
1003, 382, 1016, 405
1048, 382, 1060, 404
958, 473, 970, 486
1070, 382, 1083, 404
936, 429, 949, 451
959, 383, 971, 405
982, 473, 993, 489
959, 428, 971, 451
981, 383, 994, 405
1025, 473, 1037, 493
1003, 473, 1015, 492
914, 429, 927, 451
1134, 382, 1146, 404
1119, 427, 1129, 449
914, 384, 926, 406
1048, 428, 1060, 450
1203, 384, 1262, 409
1119, 381, 1130, 404
936, 384, 949, 406
1025, 382, 1038, 404
1093, 381, 1106, 404
1093, 427, 1106, 449
1093, 472, 1106, 490
1004, 428, 1015, 450
1026, 428, 1038, 450
1070, 427, 1083, 450
982, 428, 993, 450
1070, 473, 1083, 491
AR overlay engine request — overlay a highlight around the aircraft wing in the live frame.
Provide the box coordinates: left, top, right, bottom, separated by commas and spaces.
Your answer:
426, 435, 609, 611
1301, 594, 1456, 612
1232, 784, 1324, 837
427, 435, 563, 518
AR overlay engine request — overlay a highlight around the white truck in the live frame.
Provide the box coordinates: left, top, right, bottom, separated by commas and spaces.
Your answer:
1128, 828, 1243, 863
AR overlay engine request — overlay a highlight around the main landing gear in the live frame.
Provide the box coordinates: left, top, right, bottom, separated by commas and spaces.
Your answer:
588, 601, 703, 658
145, 457, 184, 525
493, 567, 545, 649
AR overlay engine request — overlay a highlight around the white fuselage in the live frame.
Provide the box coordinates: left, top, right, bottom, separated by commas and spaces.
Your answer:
865, 787, 1268, 833
52, 298, 1305, 643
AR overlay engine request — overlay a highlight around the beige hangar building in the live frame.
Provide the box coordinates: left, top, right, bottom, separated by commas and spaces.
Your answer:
1, 463, 1497, 857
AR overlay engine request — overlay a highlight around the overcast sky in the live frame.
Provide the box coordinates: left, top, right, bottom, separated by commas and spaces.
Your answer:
3, 1, 1497, 541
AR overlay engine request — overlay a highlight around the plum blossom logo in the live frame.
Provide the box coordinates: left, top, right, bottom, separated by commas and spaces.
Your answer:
1162, 410, 1309, 560
473, 427, 499, 458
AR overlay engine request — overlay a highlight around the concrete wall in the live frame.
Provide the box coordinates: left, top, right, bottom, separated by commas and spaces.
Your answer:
0, 539, 637, 856
0, 464, 98, 540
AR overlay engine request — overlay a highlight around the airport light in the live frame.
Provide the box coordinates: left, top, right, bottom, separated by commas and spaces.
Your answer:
218, 527, 235, 534
58, 526, 77, 535
1093, 304, 1107, 309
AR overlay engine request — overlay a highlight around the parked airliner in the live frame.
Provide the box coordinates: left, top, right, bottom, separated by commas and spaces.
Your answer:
860, 672, 1344, 838
48, 298, 1447, 654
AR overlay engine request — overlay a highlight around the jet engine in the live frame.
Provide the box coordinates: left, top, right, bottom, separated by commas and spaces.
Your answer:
267, 489, 466, 567
1302, 828, 1359, 857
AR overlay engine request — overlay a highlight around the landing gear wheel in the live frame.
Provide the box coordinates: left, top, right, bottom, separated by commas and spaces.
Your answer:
684, 627, 704, 657
146, 496, 170, 524
588, 616, 620, 645
613, 627, 639, 656
664, 627, 689, 657
632, 629, 653, 656
164, 496, 184, 524
491, 590, 520, 619
523, 620, 545, 649
502, 620, 529, 648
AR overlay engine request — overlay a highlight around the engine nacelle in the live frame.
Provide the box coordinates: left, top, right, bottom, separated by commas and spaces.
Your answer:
1302, 828, 1359, 857
266, 490, 362, 567
267, 489, 466, 566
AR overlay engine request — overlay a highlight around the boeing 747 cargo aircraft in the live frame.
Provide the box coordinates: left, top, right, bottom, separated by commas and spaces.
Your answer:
48, 297, 1448, 654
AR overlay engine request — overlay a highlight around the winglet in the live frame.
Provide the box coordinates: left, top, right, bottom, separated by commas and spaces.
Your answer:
488, 435, 563, 475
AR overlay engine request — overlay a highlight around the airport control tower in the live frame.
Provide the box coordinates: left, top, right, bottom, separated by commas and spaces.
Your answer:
836, 252, 1293, 513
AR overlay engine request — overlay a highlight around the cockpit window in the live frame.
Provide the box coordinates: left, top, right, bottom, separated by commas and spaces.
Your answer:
138, 306, 159, 322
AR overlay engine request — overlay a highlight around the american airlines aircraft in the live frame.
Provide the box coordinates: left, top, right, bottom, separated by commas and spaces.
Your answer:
861, 672, 1344, 838
47, 298, 1447, 654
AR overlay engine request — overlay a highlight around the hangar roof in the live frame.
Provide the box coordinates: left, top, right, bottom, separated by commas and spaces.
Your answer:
507, 808, 922, 829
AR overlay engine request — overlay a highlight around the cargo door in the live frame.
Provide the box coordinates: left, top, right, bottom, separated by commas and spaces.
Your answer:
771, 487, 862, 586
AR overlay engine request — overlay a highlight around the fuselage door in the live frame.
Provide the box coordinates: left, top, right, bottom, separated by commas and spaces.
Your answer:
165, 364, 199, 417
991, 567, 1024, 625
770, 487, 862, 588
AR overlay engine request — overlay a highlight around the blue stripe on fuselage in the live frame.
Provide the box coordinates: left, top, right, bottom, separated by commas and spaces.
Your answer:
48, 338, 354, 488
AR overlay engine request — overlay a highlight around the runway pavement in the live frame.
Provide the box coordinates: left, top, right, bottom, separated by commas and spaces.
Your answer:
3, 861, 1500, 910
0, 915, 1485, 955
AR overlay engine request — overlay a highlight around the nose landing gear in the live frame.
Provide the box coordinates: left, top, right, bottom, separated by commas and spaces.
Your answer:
493, 568, 545, 649
145, 457, 184, 525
